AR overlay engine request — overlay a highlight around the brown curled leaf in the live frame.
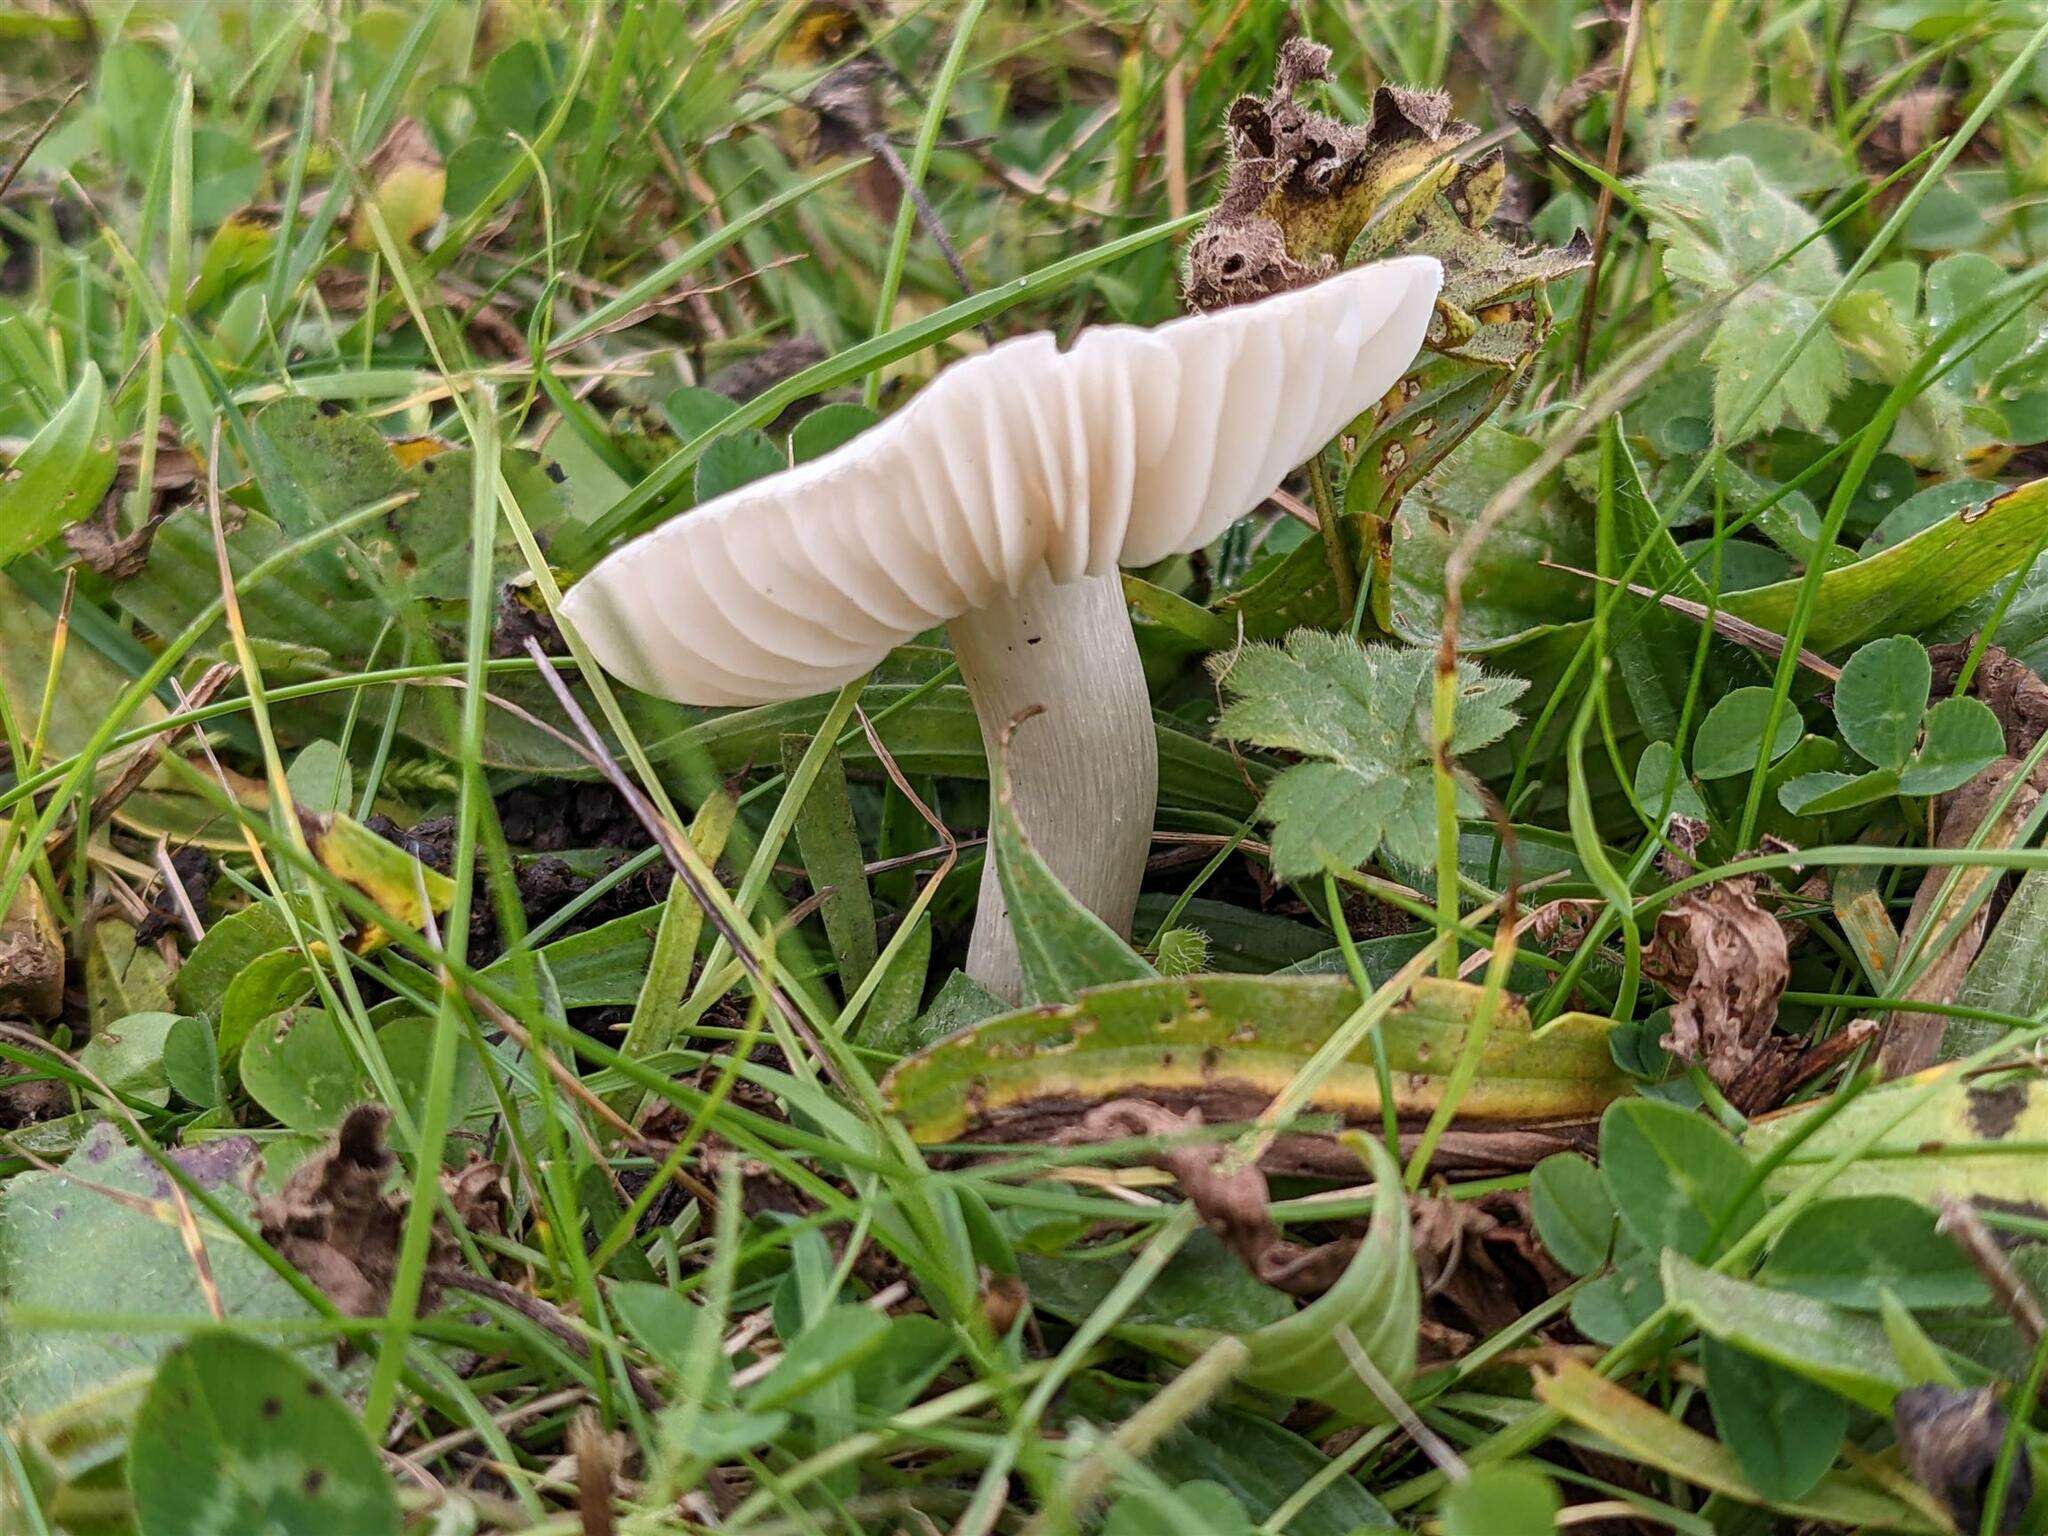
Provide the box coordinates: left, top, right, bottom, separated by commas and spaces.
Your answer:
252, 1104, 505, 1329
62, 488, 175, 579
0, 876, 63, 1022
1643, 872, 1789, 1094
1053, 1098, 1355, 1296
1183, 39, 1472, 311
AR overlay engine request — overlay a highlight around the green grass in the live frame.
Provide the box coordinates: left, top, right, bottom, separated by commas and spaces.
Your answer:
5, 1, 2048, 1532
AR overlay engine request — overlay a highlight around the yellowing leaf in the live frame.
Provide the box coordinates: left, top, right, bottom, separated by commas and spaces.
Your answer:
882, 973, 1625, 1143
300, 812, 454, 953
1747, 1062, 2048, 1208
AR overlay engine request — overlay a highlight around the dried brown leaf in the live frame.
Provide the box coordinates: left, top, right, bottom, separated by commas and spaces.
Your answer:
1054, 1098, 1355, 1296
1644, 873, 1789, 1093
0, 878, 64, 1022
1183, 40, 1473, 311
63, 495, 173, 579
1929, 642, 2048, 758
252, 1104, 504, 1328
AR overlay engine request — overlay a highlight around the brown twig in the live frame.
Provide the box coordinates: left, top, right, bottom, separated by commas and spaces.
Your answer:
0, 79, 86, 204
1572, 0, 1647, 389
1537, 559, 1843, 681
1938, 1198, 2047, 1353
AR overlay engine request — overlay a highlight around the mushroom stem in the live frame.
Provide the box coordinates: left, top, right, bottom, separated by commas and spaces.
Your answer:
946, 569, 1156, 1002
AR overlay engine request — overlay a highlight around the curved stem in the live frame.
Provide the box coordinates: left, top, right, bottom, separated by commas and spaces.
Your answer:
947, 571, 1156, 1001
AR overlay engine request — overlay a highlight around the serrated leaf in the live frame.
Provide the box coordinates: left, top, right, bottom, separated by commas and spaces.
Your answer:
1636, 157, 1838, 300
1211, 631, 1524, 879
1634, 157, 1848, 441
1708, 289, 1845, 436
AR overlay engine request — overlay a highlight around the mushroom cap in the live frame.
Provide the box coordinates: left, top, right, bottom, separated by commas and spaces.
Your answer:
562, 254, 1444, 705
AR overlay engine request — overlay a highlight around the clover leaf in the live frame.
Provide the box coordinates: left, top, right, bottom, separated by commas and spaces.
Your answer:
1779, 636, 2004, 815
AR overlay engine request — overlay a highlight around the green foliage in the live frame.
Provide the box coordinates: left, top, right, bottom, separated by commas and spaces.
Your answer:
0, 1127, 328, 1421
1598, 1098, 1764, 1262
1529, 1151, 1616, 1275
5, 4, 2048, 1531
1438, 1465, 1561, 1535
1662, 1253, 1912, 1412
1212, 632, 1525, 879
0, 366, 114, 568
991, 734, 1157, 1003
1759, 1196, 1986, 1311
1780, 634, 2005, 812
1691, 685, 1803, 780
129, 1333, 397, 1536
1703, 1337, 1848, 1502
1634, 155, 1847, 439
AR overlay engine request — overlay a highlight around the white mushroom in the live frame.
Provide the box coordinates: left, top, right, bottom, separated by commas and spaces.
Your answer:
562, 255, 1444, 1000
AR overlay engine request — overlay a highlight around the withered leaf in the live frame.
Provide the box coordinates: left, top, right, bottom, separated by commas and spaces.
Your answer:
1183, 39, 1473, 311
1054, 1099, 1355, 1296
0, 878, 64, 1022
1644, 873, 1789, 1093
253, 1104, 504, 1326
63, 495, 174, 580
803, 58, 884, 160
1929, 641, 2048, 758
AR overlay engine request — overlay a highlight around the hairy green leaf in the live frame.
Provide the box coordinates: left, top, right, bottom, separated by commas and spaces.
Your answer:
1211, 631, 1524, 878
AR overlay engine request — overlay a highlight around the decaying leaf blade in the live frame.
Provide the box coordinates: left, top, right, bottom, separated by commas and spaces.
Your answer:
881, 973, 1625, 1147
